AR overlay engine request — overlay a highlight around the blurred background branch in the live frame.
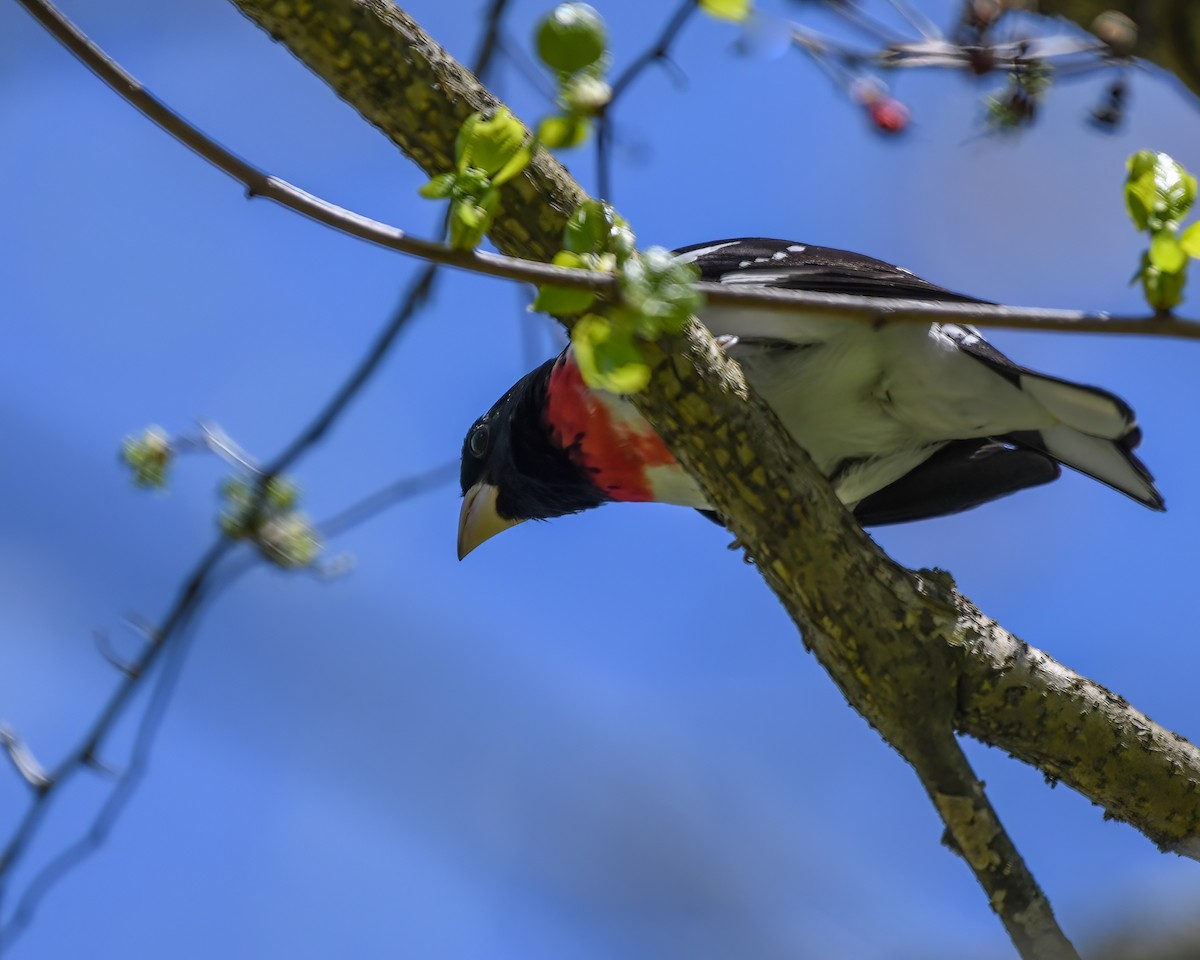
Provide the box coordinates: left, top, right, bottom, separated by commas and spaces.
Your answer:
1039, 0, 1200, 98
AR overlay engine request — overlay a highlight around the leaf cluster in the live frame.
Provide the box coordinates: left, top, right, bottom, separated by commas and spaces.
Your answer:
121, 426, 173, 489
220, 476, 321, 569
534, 201, 701, 393
533, 3, 612, 149
1125, 150, 1200, 310
419, 108, 534, 249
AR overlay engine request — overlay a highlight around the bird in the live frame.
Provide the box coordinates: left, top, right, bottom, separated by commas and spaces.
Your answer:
457, 237, 1163, 558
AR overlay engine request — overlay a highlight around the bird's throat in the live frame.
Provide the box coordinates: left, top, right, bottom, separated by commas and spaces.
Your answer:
543, 354, 694, 504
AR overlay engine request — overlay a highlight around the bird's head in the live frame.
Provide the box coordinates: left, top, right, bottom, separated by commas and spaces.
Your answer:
457, 355, 613, 559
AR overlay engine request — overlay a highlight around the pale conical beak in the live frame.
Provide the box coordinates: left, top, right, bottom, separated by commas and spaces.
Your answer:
457, 482, 523, 559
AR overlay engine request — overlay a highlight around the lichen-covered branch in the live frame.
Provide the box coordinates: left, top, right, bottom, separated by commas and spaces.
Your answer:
954, 593, 1200, 859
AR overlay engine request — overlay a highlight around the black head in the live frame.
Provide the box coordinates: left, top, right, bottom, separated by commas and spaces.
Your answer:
457, 355, 610, 558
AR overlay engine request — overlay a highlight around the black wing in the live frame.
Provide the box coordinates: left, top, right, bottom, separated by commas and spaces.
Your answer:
674, 238, 984, 304
852, 440, 1061, 526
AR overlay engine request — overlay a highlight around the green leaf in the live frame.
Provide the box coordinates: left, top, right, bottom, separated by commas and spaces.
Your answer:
447, 188, 502, 250
532, 284, 596, 316
492, 141, 534, 187
1124, 174, 1154, 231
537, 113, 590, 149
449, 203, 486, 250
1181, 222, 1200, 259
456, 108, 532, 181
1149, 230, 1187, 273
564, 200, 615, 254
1125, 151, 1197, 231
700, 0, 752, 22
536, 3, 607, 74
572, 313, 651, 394
533, 251, 598, 315
418, 172, 456, 199
618, 247, 702, 338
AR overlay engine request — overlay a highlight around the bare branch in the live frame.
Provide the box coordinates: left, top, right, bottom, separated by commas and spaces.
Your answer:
916, 736, 1081, 958
317, 460, 460, 539
597, 0, 698, 200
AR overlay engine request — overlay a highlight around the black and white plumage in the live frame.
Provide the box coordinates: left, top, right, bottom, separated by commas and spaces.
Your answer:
457, 237, 1162, 557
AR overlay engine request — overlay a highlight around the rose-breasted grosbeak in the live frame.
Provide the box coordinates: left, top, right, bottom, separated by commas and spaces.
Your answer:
458, 238, 1163, 558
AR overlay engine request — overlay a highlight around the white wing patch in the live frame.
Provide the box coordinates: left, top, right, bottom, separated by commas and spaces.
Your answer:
673, 240, 740, 264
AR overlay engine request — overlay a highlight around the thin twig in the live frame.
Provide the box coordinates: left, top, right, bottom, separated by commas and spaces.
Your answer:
597, 0, 698, 200
194, 421, 262, 473
824, 0, 907, 46
0, 534, 232, 921
17, 0, 1198, 341
317, 460, 460, 539
0, 730, 49, 793
0, 0, 514, 947
261, 264, 438, 479
0, 552, 253, 952
11, 0, 609, 292
883, 0, 942, 39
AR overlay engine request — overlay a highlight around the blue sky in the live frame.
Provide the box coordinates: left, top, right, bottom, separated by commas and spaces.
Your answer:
2, 0, 1200, 956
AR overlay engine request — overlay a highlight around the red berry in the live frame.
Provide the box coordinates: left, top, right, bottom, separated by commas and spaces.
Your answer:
868, 98, 909, 134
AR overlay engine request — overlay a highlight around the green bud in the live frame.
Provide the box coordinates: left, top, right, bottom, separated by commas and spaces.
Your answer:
537, 113, 591, 149
121, 426, 172, 489
455, 109, 533, 185
700, 0, 752, 22
1140, 252, 1187, 311
560, 74, 612, 115
448, 187, 501, 250
536, 3, 607, 74
258, 513, 321, 569
265, 477, 299, 511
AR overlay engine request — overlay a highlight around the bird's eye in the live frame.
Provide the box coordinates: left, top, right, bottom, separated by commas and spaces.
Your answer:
469, 424, 490, 457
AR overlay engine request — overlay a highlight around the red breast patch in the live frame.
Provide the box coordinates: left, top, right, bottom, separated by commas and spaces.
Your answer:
544, 356, 676, 502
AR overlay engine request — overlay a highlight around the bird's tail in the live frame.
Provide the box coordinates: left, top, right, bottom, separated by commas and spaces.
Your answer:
1007, 373, 1163, 510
